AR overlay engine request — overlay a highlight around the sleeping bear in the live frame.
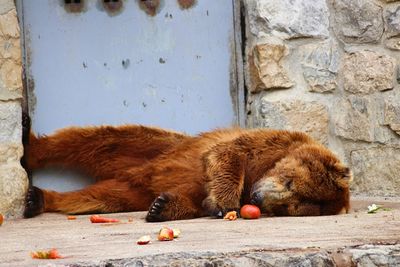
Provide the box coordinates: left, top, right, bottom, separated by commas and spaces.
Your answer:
23, 125, 352, 221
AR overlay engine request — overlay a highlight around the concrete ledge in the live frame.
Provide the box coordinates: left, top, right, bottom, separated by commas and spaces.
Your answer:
0, 196, 399, 266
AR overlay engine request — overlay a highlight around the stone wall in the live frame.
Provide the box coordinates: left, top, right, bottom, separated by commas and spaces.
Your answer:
1, 0, 399, 217
244, 0, 400, 196
0, 0, 28, 218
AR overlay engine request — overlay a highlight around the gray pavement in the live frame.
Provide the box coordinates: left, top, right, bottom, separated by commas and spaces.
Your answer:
0, 196, 399, 266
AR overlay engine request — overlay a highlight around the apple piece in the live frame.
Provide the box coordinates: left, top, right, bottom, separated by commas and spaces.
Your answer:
240, 204, 261, 219
158, 227, 174, 241
136, 235, 151, 245
172, 228, 181, 238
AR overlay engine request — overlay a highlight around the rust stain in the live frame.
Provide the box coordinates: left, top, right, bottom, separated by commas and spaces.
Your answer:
102, 0, 124, 16
63, 0, 87, 13
177, 0, 197, 10
138, 0, 161, 17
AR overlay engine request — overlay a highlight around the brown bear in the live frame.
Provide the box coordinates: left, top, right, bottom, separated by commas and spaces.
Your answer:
23, 125, 352, 221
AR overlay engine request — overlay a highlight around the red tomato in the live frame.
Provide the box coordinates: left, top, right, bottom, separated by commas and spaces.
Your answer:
240, 205, 261, 219
48, 248, 63, 259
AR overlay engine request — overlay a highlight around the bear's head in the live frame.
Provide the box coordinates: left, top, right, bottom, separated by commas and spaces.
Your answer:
250, 144, 352, 216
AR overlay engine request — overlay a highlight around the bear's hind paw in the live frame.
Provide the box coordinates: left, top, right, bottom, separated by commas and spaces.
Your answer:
145, 193, 170, 222
23, 186, 44, 218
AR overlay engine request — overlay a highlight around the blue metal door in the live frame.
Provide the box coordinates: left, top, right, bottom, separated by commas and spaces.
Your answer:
18, 0, 243, 191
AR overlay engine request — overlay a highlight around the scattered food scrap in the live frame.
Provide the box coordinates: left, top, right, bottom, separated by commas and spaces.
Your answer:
67, 215, 76, 220
89, 215, 119, 223
172, 228, 181, 238
240, 204, 261, 219
158, 227, 174, 241
367, 204, 392, 214
223, 211, 238, 221
128, 217, 134, 222
0, 214, 3, 226
31, 248, 64, 259
136, 235, 151, 245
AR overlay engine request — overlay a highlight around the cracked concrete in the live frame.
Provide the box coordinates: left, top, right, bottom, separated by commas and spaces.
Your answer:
0, 196, 399, 266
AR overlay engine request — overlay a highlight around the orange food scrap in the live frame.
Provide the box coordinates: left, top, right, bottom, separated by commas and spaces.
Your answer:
0, 214, 3, 226
31, 248, 64, 259
223, 211, 238, 221
89, 215, 119, 223
67, 215, 76, 220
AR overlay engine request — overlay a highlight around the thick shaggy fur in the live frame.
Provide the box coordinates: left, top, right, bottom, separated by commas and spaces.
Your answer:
24, 125, 352, 221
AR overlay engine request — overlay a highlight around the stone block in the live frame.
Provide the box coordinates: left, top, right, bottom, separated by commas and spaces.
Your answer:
0, 38, 21, 60
0, 59, 22, 97
385, 37, 400, 50
0, 9, 20, 39
254, 99, 329, 145
332, 0, 384, 44
301, 40, 339, 93
0, 162, 28, 218
333, 96, 391, 143
384, 103, 400, 135
351, 147, 400, 196
385, 5, 400, 38
250, 0, 329, 39
0, 0, 15, 15
0, 101, 22, 143
0, 143, 23, 163
341, 51, 395, 94
248, 39, 293, 93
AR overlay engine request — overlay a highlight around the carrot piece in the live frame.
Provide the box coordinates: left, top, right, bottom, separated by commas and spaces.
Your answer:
67, 216, 76, 220
89, 215, 119, 223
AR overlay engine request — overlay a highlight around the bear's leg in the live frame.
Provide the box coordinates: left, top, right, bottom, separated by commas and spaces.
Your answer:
24, 179, 155, 218
202, 143, 246, 217
145, 192, 202, 222
26, 125, 188, 180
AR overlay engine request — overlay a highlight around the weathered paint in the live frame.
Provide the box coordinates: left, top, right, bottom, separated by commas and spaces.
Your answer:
18, 0, 243, 191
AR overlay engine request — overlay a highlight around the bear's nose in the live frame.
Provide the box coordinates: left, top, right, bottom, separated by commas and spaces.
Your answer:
250, 191, 263, 207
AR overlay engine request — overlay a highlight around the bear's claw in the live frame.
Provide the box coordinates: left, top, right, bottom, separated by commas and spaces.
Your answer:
145, 193, 170, 222
23, 186, 44, 218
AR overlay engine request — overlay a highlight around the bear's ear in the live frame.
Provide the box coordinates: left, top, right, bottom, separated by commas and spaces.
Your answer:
334, 163, 353, 188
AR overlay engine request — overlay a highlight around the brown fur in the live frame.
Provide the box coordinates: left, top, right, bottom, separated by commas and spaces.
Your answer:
24, 125, 352, 221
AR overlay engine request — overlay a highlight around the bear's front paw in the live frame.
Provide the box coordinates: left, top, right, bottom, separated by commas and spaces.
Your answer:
202, 196, 240, 218
24, 186, 44, 218
145, 193, 171, 222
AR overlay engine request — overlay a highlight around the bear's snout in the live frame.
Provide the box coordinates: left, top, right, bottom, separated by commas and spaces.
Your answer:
250, 191, 263, 207
251, 177, 294, 208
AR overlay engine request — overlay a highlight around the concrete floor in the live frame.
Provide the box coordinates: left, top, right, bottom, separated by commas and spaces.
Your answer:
0, 196, 399, 267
